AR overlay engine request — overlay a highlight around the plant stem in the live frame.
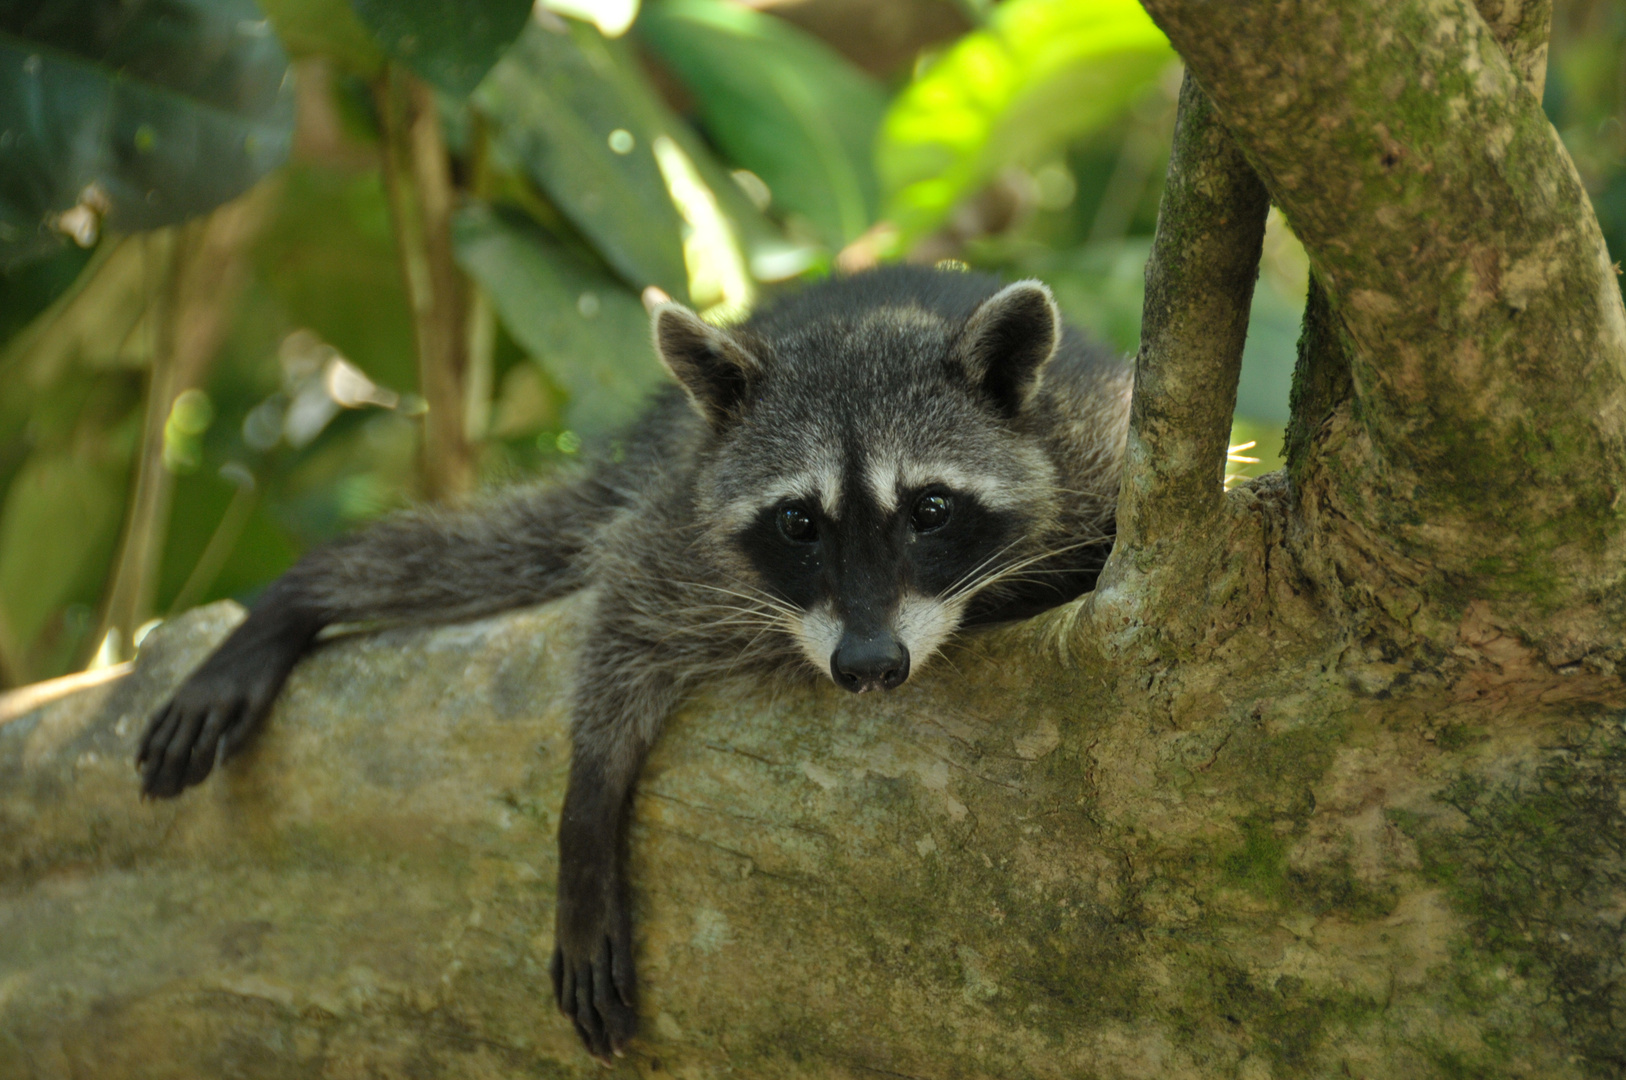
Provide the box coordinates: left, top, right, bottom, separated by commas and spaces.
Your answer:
90, 182, 280, 665
377, 65, 475, 502
1110, 72, 1269, 561
93, 229, 185, 666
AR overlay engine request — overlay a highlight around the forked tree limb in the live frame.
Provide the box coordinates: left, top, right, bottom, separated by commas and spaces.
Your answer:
1137, 0, 1626, 639
1110, 71, 1270, 567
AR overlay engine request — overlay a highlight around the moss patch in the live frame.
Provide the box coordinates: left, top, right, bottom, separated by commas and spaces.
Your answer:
1398, 717, 1626, 1078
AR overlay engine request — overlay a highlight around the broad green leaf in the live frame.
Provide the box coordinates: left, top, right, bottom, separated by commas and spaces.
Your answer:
257, 0, 382, 72
554, 19, 803, 291
637, 0, 886, 247
348, 0, 529, 97
453, 201, 665, 437
476, 17, 690, 301
878, 0, 1172, 244
0, 0, 295, 269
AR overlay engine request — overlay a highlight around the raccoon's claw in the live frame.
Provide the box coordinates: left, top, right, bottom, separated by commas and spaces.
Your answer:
137, 685, 256, 798
551, 905, 637, 1061
136, 653, 289, 798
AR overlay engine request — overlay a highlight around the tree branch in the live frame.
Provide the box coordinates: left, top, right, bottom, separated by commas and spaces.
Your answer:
1110, 72, 1269, 565
1139, 0, 1626, 637
378, 66, 475, 503
1472, 0, 1551, 97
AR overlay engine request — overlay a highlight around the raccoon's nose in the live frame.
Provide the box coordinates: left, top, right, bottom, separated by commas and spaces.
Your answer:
831, 634, 910, 693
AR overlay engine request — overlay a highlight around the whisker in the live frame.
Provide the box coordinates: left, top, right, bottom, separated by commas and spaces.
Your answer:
683, 580, 801, 619
945, 537, 1111, 605
939, 538, 1026, 602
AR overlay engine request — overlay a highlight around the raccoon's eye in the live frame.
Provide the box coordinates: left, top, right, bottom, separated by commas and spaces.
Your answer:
777, 503, 818, 543
910, 493, 952, 533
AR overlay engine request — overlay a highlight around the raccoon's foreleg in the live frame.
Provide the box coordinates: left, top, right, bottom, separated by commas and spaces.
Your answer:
549, 616, 681, 1061
137, 480, 612, 798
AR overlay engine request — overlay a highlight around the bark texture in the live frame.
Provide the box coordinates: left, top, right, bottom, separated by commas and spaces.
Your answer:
4, 0, 1626, 1077
1138, 0, 1626, 652
1, 585, 1622, 1079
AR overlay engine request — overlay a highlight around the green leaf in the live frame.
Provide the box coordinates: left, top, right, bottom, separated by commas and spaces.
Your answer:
253, 164, 418, 394
636, 0, 886, 247
877, 0, 1172, 244
257, 0, 383, 72
475, 17, 690, 301
0, 242, 94, 348
576, 24, 798, 289
0, 0, 295, 269
0, 449, 126, 647
453, 201, 666, 436
348, 0, 529, 97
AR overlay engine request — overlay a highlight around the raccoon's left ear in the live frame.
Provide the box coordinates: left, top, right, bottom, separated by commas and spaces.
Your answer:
956, 280, 1061, 417
651, 302, 762, 428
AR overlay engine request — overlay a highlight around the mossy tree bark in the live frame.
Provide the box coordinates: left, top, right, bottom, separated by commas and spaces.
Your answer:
4, 1, 1626, 1077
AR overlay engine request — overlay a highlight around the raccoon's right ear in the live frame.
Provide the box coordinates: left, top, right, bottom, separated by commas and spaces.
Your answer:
956, 280, 1062, 418
652, 302, 762, 428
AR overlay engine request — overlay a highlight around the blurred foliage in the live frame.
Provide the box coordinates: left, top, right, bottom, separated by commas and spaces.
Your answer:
0, 0, 296, 268
877, 0, 1171, 247
0, 0, 1620, 689
638, 0, 887, 247
1546, 0, 1626, 285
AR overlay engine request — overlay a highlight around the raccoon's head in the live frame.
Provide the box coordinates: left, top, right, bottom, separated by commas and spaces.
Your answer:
654, 269, 1067, 692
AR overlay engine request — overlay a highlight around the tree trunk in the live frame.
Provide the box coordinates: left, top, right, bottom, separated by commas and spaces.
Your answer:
4, 0, 1625, 1076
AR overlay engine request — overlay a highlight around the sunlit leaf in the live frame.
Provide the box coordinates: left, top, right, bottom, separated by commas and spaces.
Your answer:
877, 0, 1172, 244
452, 201, 665, 436
651, 133, 753, 319
0, 0, 295, 269
553, 17, 799, 287
541, 0, 639, 38
348, 0, 529, 97
637, 0, 886, 247
476, 17, 692, 301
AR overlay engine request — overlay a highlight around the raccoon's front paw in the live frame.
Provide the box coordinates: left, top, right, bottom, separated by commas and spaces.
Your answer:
136, 657, 287, 798
551, 885, 637, 1061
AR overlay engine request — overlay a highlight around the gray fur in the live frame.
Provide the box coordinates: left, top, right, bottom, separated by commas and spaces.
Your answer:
136, 265, 1132, 1061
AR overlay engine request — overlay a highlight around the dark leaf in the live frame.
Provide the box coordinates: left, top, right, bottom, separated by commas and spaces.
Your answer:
348, 0, 529, 97
453, 201, 664, 436
0, 0, 295, 268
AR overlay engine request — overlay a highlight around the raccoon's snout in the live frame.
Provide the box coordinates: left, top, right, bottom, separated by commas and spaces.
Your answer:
831, 633, 910, 693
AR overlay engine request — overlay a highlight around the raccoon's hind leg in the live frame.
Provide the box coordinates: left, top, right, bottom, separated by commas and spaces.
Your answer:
549, 612, 683, 1061
138, 480, 615, 798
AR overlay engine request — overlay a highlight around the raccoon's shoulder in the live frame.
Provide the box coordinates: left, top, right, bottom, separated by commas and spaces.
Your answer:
1028, 324, 1133, 499
1045, 324, 1133, 403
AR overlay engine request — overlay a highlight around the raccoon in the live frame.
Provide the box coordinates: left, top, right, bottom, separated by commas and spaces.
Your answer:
135, 265, 1131, 1060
